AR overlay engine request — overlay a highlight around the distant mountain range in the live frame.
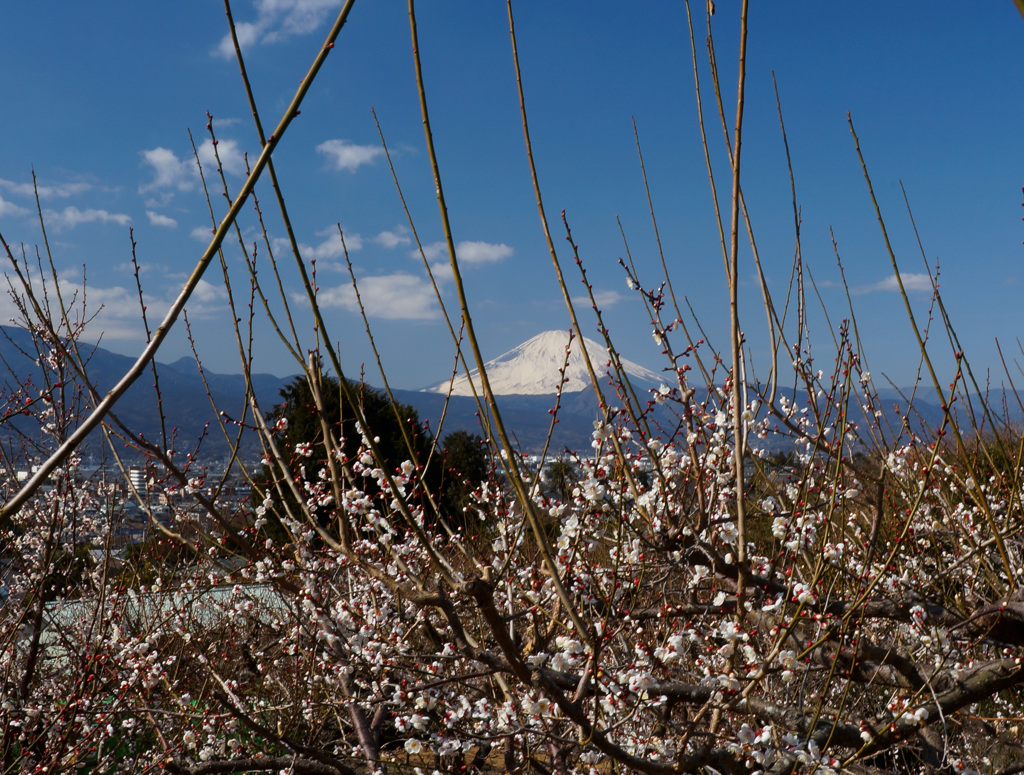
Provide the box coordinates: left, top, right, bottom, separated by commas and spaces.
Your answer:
0, 326, 288, 463
0, 325, 1012, 464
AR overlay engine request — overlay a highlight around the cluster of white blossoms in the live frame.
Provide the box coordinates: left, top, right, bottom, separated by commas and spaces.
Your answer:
4, 307, 1024, 775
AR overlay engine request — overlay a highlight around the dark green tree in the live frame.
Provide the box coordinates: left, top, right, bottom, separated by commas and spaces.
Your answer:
273, 374, 430, 470
252, 375, 438, 540
544, 458, 577, 501
438, 430, 490, 527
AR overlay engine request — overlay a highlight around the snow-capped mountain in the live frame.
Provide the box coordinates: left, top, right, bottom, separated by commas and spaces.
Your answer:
423, 330, 663, 397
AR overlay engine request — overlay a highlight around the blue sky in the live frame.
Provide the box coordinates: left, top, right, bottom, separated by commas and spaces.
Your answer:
0, 2, 1022, 392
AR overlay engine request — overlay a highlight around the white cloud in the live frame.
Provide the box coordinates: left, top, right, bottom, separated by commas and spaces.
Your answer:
0, 273, 234, 345
74, 283, 140, 315
417, 240, 514, 265
273, 227, 362, 261
192, 278, 229, 305
20, 279, 154, 342
374, 227, 411, 249
146, 211, 178, 228
419, 242, 447, 262
197, 138, 248, 177
139, 147, 195, 193
855, 272, 933, 294
208, 117, 242, 129
0, 178, 91, 199
316, 139, 383, 172
455, 240, 514, 264
43, 206, 131, 230
428, 262, 454, 284
191, 226, 215, 241
215, 0, 344, 58
573, 290, 624, 309
140, 140, 247, 194
310, 272, 439, 320
145, 194, 174, 209
0, 194, 29, 218
218, 21, 261, 57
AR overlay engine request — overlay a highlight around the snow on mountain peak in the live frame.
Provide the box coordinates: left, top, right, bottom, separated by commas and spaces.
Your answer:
423, 330, 663, 396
